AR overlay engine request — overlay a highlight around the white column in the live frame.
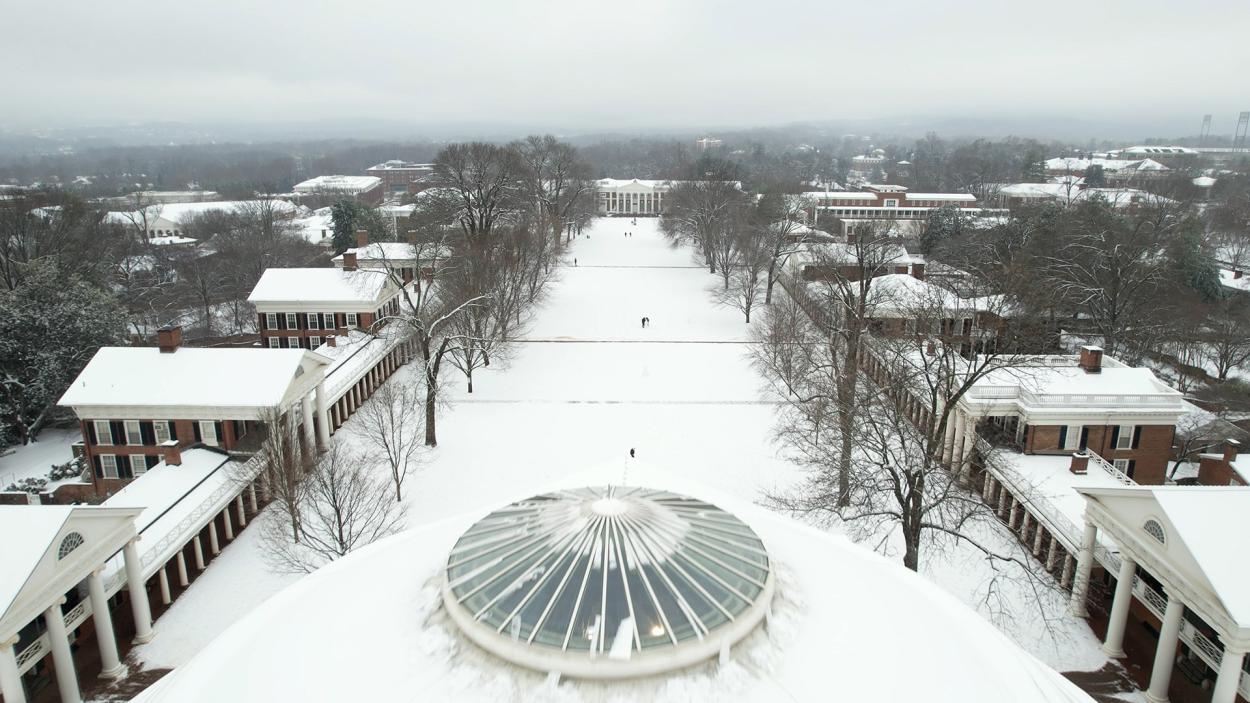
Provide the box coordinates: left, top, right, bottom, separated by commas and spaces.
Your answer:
123, 539, 154, 644
959, 415, 977, 482
1144, 595, 1185, 703
44, 599, 81, 703
1212, 647, 1246, 703
1032, 522, 1046, 556
0, 635, 24, 703
176, 551, 189, 587
87, 569, 125, 679
192, 535, 206, 571
1046, 535, 1061, 571
1009, 502, 1021, 531
300, 393, 315, 450
222, 508, 234, 541
158, 566, 172, 605
1070, 523, 1098, 615
1062, 554, 1076, 589
982, 472, 993, 501
249, 482, 258, 513
208, 519, 220, 555
942, 408, 957, 465
1102, 556, 1137, 658
315, 381, 331, 447
236, 495, 247, 527
951, 411, 967, 467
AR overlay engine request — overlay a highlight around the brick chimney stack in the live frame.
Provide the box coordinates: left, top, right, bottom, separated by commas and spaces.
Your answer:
1224, 438, 1241, 463
911, 262, 926, 281
1235, 269, 1244, 280
327, 335, 337, 348
342, 252, 358, 272
1078, 345, 1103, 374
157, 325, 183, 353
1069, 451, 1089, 475
356, 230, 369, 248
407, 230, 419, 245
161, 439, 181, 467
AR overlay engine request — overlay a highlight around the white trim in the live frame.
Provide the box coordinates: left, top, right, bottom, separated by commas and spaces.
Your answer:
200, 421, 219, 447
95, 420, 113, 446
124, 420, 142, 446
130, 454, 149, 476
100, 454, 118, 478
265, 313, 278, 330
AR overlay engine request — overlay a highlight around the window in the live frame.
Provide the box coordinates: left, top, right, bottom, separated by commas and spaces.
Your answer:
268, 337, 281, 348
324, 313, 336, 329
265, 313, 278, 330
154, 421, 170, 444
1062, 425, 1081, 450
1115, 425, 1134, 450
884, 199, 899, 208
346, 313, 359, 327
100, 454, 119, 478
1143, 519, 1166, 544
309, 336, 321, 348
125, 420, 142, 445
1113, 459, 1130, 474
57, 532, 85, 560
131, 454, 149, 475
307, 313, 320, 330
286, 313, 299, 330
200, 421, 219, 447
95, 420, 113, 446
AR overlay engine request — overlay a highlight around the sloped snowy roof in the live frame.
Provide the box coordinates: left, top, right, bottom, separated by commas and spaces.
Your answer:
247, 267, 395, 304
144, 200, 300, 226
331, 242, 422, 263
0, 507, 75, 621
134, 467, 1092, 702
58, 347, 328, 410
293, 176, 382, 193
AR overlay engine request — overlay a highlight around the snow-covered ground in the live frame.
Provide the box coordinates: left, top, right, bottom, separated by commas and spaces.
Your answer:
0, 427, 82, 491
132, 216, 1113, 685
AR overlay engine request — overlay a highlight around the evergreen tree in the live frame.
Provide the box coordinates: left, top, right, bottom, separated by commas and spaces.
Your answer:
1084, 164, 1106, 188
920, 204, 965, 255
330, 200, 363, 253
1168, 219, 1223, 301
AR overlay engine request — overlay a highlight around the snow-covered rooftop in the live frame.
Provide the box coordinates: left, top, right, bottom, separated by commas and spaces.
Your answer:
331, 242, 422, 264
58, 348, 327, 411
143, 200, 300, 226
293, 175, 382, 194
247, 267, 395, 305
0, 507, 76, 618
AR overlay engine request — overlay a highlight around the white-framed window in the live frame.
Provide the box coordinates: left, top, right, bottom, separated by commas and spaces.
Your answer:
200, 421, 219, 447
1116, 425, 1134, 450
95, 420, 113, 446
884, 199, 899, 208
307, 313, 320, 330
1062, 425, 1081, 450
286, 313, 299, 329
268, 337, 281, 348
324, 313, 336, 329
346, 313, 359, 327
125, 420, 142, 445
1143, 519, 1165, 544
131, 454, 149, 475
100, 454, 119, 478
309, 336, 321, 348
1113, 459, 1130, 474
265, 313, 278, 330
154, 421, 170, 444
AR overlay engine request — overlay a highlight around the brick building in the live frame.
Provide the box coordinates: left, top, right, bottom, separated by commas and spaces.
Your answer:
804, 185, 982, 222
248, 264, 404, 349
57, 327, 332, 497
292, 176, 384, 207
1197, 440, 1248, 486
364, 161, 436, 195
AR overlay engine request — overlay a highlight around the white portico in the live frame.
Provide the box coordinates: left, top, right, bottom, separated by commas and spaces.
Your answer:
1069, 487, 1250, 703
0, 506, 146, 703
596, 178, 670, 216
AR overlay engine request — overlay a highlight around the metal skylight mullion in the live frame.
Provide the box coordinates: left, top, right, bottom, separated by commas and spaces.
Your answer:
494, 512, 604, 635
668, 548, 757, 609
596, 511, 613, 655
560, 510, 611, 652
615, 511, 709, 639
637, 519, 769, 589
525, 515, 606, 645
454, 533, 566, 606
623, 513, 738, 623
606, 515, 642, 652
614, 513, 679, 647
448, 528, 550, 576
447, 509, 568, 565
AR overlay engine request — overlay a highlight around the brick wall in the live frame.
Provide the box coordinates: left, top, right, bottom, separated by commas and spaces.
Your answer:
1024, 423, 1174, 484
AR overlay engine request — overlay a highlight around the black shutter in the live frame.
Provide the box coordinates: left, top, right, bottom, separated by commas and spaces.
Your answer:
110, 421, 124, 445
1132, 426, 1143, 449
93, 455, 102, 476
146, 455, 159, 470
1127, 460, 1136, 478
193, 422, 202, 441
87, 422, 97, 444
1109, 426, 1120, 450
1058, 426, 1067, 449
278, 314, 286, 330
215, 421, 224, 444
168, 421, 177, 441
1079, 427, 1090, 450
118, 455, 133, 479
140, 421, 155, 445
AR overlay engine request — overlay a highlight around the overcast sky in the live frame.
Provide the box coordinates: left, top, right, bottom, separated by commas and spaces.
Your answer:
4, 0, 1248, 136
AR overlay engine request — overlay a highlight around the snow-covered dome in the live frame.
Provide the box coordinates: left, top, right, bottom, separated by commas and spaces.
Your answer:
442, 486, 773, 679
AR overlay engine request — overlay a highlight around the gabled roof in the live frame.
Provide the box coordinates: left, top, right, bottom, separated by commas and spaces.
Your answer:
1077, 486, 1250, 630
59, 347, 329, 410
248, 267, 395, 304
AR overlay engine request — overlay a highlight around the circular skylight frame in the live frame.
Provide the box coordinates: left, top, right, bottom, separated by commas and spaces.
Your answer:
441, 485, 775, 680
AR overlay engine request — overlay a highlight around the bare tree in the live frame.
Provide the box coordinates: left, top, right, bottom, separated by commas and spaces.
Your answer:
254, 406, 311, 544
1205, 298, 1250, 380
356, 382, 425, 501
260, 441, 407, 573
718, 220, 771, 323
660, 161, 745, 274
514, 135, 596, 246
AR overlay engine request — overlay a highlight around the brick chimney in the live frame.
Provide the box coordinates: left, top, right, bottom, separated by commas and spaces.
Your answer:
407, 230, 419, 245
1235, 269, 1243, 280
1224, 438, 1241, 463
327, 335, 337, 348
1069, 451, 1089, 475
157, 325, 183, 353
911, 262, 926, 281
161, 439, 181, 467
342, 252, 358, 272
926, 340, 936, 355
1078, 345, 1103, 374
356, 230, 369, 247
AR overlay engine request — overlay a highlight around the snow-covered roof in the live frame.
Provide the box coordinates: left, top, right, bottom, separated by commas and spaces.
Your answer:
247, 268, 395, 305
1071, 188, 1174, 208
596, 178, 670, 189
290, 208, 335, 245
58, 347, 329, 412
1219, 269, 1250, 293
331, 242, 421, 264
1193, 176, 1217, 188
367, 161, 435, 171
977, 358, 1179, 398
133, 466, 1092, 702
144, 200, 300, 226
905, 193, 976, 201
293, 175, 382, 194
1000, 183, 1076, 200
0, 507, 76, 621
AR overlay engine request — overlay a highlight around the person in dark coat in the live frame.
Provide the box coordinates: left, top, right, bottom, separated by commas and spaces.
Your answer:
630, 448, 635, 458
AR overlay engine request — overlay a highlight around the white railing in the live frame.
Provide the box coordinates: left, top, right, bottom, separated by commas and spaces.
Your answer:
1087, 450, 1136, 486
967, 385, 1179, 409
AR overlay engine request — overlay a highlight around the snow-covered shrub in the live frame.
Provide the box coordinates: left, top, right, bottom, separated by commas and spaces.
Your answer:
48, 457, 85, 481
4, 477, 47, 494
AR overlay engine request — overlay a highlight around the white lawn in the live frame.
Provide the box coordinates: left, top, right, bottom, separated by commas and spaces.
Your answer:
133, 216, 1113, 684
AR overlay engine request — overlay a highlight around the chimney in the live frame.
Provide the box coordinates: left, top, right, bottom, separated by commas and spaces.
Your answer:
911, 262, 926, 281
1224, 438, 1241, 463
161, 439, 181, 467
926, 340, 936, 355
1235, 269, 1243, 280
157, 325, 183, 353
327, 335, 337, 348
1078, 345, 1103, 374
1069, 451, 1089, 475
356, 230, 369, 248
407, 230, 419, 245
342, 252, 358, 272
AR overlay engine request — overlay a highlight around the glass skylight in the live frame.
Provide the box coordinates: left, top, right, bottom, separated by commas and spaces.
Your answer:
442, 485, 774, 679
